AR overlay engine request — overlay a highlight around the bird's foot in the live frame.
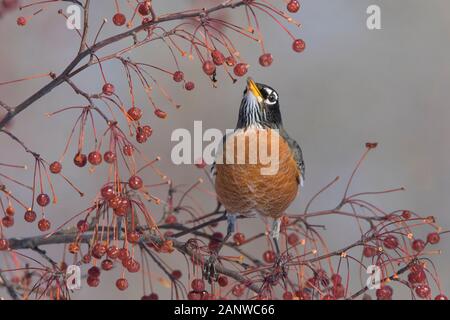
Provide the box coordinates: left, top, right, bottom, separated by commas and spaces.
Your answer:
202, 252, 219, 283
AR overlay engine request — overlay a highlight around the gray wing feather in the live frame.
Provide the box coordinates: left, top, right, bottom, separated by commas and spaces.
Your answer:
280, 128, 305, 186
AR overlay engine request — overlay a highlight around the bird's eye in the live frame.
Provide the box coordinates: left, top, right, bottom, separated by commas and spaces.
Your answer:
265, 93, 277, 105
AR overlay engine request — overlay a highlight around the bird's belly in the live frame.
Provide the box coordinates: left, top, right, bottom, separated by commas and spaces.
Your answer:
215, 128, 299, 218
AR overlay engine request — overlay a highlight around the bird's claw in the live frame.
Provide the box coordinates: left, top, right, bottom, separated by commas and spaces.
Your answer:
202, 253, 219, 283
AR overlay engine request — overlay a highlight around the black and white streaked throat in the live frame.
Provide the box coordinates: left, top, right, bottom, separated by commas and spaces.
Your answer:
236, 78, 283, 130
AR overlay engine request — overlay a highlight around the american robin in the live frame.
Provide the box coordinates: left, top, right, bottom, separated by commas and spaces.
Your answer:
210, 78, 305, 265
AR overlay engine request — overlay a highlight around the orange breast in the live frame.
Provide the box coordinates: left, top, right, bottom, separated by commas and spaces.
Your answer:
215, 128, 299, 218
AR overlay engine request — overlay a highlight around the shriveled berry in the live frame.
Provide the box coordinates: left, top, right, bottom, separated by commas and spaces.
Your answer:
292, 39, 306, 52
113, 13, 126, 26
102, 83, 115, 96
73, 153, 87, 167
225, 56, 236, 67
103, 151, 116, 163
142, 125, 153, 138
88, 151, 102, 165
68, 242, 80, 254
77, 220, 89, 232
127, 107, 143, 121
38, 218, 51, 232
101, 259, 114, 271
49, 161, 62, 174
123, 144, 134, 156
154, 109, 167, 119
173, 71, 184, 82
88, 266, 101, 278
363, 245, 377, 257
107, 245, 120, 259
36, 193, 50, 207
287, 233, 299, 246
17, 16, 26, 26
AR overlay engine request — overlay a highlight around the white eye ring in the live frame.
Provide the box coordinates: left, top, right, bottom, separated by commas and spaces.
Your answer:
263, 89, 278, 105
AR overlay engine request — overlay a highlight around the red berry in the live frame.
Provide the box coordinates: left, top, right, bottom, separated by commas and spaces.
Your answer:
173, 71, 184, 82
332, 283, 345, 299
104, 151, 116, 163
401, 210, 412, 219
292, 39, 306, 53
383, 235, 399, 250
415, 284, 431, 299
191, 278, 205, 292
16, 16, 26, 26
73, 153, 87, 167
283, 291, 293, 300
218, 276, 228, 287
147, 293, 159, 300
296, 289, 311, 300
259, 53, 273, 67
127, 231, 141, 244
36, 193, 50, 207
88, 151, 102, 165
427, 232, 440, 245
376, 285, 393, 300
232, 284, 245, 297
2, 216, 14, 228
127, 107, 143, 121
128, 175, 143, 190
287, 233, 299, 246
412, 239, 425, 252
233, 232, 245, 245
287, 0, 300, 13
102, 83, 115, 96
77, 220, 89, 232
435, 294, 448, 300
211, 50, 225, 66
107, 245, 120, 259
101, 259, 114, 271
88, 266, 101, 278
5, 206, 14, 216
165, 215, 177, 224
233, 63, 248, 77
123, 144, 134, 156
171, 270, 182, 280
38, 218, 51, 232
49, 161, 62, 174
202, 60, 216, 76
138, 2, 151, 16
263, 250, 276, 263
408, 270, 427, 284
188, 291, 202, 300
113, 13, 126, 26
0, 239, 9, 251
101, 185, 115, 200
185, 81, 195, 91
363, 245, 377, 257
154, 109, 167, 119
87, 276, 100, 287
24, 210, 36, 223
331, 273, 342, 285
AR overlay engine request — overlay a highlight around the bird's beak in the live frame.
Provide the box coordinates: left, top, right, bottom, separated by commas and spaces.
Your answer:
247, 77, 263, 103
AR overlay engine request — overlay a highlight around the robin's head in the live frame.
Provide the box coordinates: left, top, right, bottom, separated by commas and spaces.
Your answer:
236, 78, 282, 129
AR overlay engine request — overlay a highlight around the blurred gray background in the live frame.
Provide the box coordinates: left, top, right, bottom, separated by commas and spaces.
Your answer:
0, 0, 449, 299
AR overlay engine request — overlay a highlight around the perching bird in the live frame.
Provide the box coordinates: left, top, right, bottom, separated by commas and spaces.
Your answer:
212, 77, 305, 258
